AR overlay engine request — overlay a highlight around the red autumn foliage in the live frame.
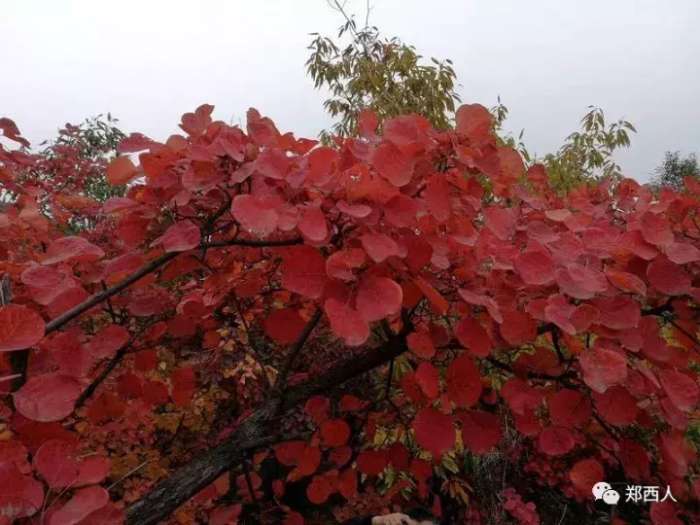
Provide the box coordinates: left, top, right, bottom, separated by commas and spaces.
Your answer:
0, 103, 698, 525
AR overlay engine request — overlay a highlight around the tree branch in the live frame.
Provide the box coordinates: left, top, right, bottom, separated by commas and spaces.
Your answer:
125, 331, 409, 525
273, 308, 322, 394
45, 237, 302, 335
74, 340, 133, 409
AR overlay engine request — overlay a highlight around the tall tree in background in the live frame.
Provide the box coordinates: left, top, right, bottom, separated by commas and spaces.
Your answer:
541, 106, 636, 192
652, 150, 699, 191
307, 1, 460, 139
35, 114, 127, 203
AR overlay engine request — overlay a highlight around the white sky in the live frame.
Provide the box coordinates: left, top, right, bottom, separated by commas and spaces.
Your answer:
2, 0, 699, 182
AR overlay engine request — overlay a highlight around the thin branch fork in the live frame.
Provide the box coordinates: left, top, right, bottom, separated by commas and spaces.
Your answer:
45, 236, 302, 335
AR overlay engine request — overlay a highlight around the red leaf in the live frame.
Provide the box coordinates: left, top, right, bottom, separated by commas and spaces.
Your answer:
424, 174, 450, 222
569, 458, 604, 497
647, 256, 691, 296
42, 236, 105, 265
298, 206, 328, 242
106, 156, 137, 186
446, 354, 482, 408
306, 474, 333, 504
336, 200, 372, 218
455, 317, 492, 357
619, 438, 650, 481
152, 220, 200, 252
356, 450, 388, 476
499, 310, 537, 346
659, 368, 699, 412
264, 308, 306, 344
0, 462, 44, 519
358, 109, 378, 137
171, 366, 196, 407
117, 133, 154, 153
514, 249, 555, 286
33, 439, 80, 488
414, 277, 448, 315
75, 456, 111, 487
579, 346, 627, 393
538, 426, 575, 456
85, 324, 129, 360
413, 408, 455, 458
0, 117, 30, 147
484, 207, 516, 240
415, 362, 440, 399
337, 468, 357, 499
556, 263, 608, 299
384, 194, 418, 228
274, 441, 307, 466
359, 232, 400, 263
231, 194, 279, 237
459, 410, 502, 454
639, 212, 674, 247
307, 146, 338, 184
548, 389, 591, 428
281, 246, 327, 299
14, 373, 81, 422
320, 419, 351, 448
592, 386, 638, 427
304, 396, 330, 424
326, 248, 366, 281
48, 486, 109, 525
0, 305, 45, 352
456, 104, 493, 143
665, 241, 700, 264
593, 295, 640, 330
356, 276, 403, 322
502, 378, 543, 415
289, 446, 321, 480
605, 268, 647, 296
373, 142, 414, 187
650, 501, 683, 525
324, 299, 369, 346
255, 147, 290, 180
407, 330, 436, 359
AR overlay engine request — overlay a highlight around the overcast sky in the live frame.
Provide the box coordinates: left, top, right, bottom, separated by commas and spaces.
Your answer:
2, 0, 698, 182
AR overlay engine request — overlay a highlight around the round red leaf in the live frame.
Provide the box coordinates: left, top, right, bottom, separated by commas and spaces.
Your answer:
569, 458, 604, 497
460, 410, 502, 454
320, 419, 351, 448
356, 276, 403, 322
33, 439, 80, 488
455, 317, 491, 357
413, 408, 455, 458
647, 256, 691, 296
264, 308, 307, 344
446, 354, 482, 408
0, 305, 45, 352
538, 426, 575, 456
659, 368, 699, 412
14, 373, 81, 422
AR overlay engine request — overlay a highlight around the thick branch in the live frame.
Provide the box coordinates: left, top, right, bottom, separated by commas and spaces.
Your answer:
125, 333, 408, 525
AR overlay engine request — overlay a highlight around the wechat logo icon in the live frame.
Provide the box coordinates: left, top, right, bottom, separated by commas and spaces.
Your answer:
592, 482, 620, 505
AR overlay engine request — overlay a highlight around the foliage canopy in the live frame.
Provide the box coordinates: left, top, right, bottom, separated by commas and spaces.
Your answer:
0, 101, 698, 525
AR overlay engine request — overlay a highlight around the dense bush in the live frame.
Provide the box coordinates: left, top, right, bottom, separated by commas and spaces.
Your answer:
0, 104, 698, 524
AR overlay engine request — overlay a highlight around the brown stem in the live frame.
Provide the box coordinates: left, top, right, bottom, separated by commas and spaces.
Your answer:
45, 237, 302, 335
74, 341, 133, 409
